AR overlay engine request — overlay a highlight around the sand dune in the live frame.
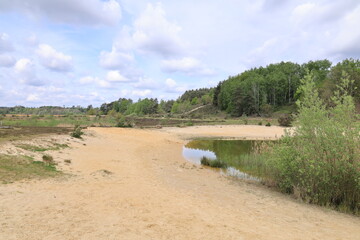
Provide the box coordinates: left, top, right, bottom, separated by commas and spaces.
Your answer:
1, 126, 359, 240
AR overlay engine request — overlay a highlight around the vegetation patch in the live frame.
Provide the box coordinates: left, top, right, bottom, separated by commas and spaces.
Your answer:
70, 125, 84, 138
16, 143, 68, 152
0, 154, 60, 184
200, 156, 227, 168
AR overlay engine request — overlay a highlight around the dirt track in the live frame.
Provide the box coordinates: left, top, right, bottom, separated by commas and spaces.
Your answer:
1, 126, 359, 240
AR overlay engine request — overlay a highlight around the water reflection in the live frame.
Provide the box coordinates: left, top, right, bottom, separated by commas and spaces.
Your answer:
182, 139, 264, 181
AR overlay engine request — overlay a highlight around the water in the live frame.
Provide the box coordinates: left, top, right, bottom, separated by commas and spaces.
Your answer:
182, 139, 267, 181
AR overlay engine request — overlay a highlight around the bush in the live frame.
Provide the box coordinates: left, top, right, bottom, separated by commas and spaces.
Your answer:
258, 121, 262, 125
115, 116, 132, 128
269, 71, 360, 214
42, 154, 54, 164
278, 114, 293, 127
70, 125, 84, 138
265, 122, 271, 127
200, 157, 227, 168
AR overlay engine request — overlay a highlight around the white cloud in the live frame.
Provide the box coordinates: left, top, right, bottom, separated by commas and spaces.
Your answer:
14, 58, 43, 86
165, 78, 177, 88
79, 76, 110, 88
0, 0, 122, 26
99, 47, 134, 70
164, 78, 186, 93
106, 70, 130, 82
0, 54, 16, 67
161, 57, 215, 76
0, 33, 14, 53
36, 44, 72, 72
132, 89, 151, 97
132, 3, 185, 57
133, 77, 160, 89
26, 94, 40, 102
331, 5, 360, 55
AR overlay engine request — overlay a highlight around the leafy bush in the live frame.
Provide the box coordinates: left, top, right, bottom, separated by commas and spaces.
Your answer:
269, 71, 360, 214
278, 114, 294, 127
115, 116, 132, 128
42, 154, 54, 164
258, 121, 262, 125
265, 122, 271, 127
70, 125, 84, 138
200, 157, 227, 168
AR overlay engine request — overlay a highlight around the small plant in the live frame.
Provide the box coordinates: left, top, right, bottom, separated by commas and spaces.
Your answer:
278, 114, 293, 127
64, 159, 71, 164
200, 156, 211, 166
42, 154, 54, 164
243, 119, 248, 125
200, 156, 227, 168
265, 122, 271, 127
70, 125, 84, 138
258, 121, 262, 125
185, 121, 194, 126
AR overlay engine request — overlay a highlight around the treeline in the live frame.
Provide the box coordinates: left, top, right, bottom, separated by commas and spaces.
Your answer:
2, 58, 359, 118
213, 59, 360, 116
97, 88, 213, 116
0, 105, 86, 115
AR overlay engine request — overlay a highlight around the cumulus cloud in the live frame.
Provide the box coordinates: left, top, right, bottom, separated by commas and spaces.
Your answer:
0, 33, 14, 53
106, 70, 130, 82
26, 94, 40, 102
0, 54, 16, 67
133, 77, 160, 89
79, 76, 110, 88
331, 5, 360, 56
14, 58, 43, 86
36, 44, 73, 72
132, 89, 151, 97
165, 78, 186, 93
0, 0, 122, 26
161, 57, 215, 76
132, 3, 185, 57
99, 47, 134, 70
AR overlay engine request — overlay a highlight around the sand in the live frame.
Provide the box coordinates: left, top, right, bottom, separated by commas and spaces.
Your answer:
0, 125, 359, 240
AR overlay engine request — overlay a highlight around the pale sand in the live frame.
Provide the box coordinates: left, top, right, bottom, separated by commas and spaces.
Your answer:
0, 125, 359, 240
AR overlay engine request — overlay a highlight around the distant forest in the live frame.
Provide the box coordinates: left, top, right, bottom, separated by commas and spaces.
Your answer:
1, 58, 359, 117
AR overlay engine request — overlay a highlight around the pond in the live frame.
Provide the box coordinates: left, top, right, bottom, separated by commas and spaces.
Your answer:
182, 139, 272, 181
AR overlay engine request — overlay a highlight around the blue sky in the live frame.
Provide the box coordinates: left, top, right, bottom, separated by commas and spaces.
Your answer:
0, 0, 360, 107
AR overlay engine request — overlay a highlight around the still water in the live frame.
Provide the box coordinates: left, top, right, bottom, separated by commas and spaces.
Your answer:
182, 139, 264, 181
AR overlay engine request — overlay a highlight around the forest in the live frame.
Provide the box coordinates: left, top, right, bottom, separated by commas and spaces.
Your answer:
1, 58, 359, 118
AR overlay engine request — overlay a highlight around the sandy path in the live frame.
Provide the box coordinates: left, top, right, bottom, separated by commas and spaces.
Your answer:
0, 126, 359, 240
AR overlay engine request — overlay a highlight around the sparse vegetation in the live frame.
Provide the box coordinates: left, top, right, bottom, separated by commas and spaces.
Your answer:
0, 154, 59, 184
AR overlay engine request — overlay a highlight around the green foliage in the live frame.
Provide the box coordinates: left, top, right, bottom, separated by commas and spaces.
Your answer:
278, 114, 293, 127
115, 116, 132, 128
200, 157, 227, 168
42, 154, 54, 164
0, 154, 59, 183
70, 125, 84, 138
265, 122, 271, 127
269, 70, 360, 213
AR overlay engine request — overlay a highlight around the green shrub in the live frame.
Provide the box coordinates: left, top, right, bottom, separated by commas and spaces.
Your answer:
42, 154, 54, 164
269, 71, 360, 214
278, 114, 293, 127
265, 122, 271, 127
258, 121, 262, 125
200, 157, 227, 168
70, 125, 84, 138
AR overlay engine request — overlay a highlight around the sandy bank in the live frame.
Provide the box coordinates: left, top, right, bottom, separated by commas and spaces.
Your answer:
0, 125, 359, 240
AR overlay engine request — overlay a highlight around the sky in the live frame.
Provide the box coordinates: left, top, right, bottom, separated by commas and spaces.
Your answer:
0, 0, 360, 107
